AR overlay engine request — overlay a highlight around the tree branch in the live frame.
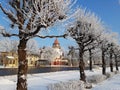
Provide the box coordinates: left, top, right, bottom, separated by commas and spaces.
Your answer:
32, 34, 68, 39
84, 38, 94, 47
28, 24, 47, 36
84, 46, 95, 52
1, 32, 19, 37
26, 15, 35, 30
0, 4, 17, 24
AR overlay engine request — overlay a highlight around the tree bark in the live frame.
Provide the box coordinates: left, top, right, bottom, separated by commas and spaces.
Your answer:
79, 48, 86, 82
17, 39, 28, 90
71, 55, 74, 66
115, 54, 119, 71
89, 49, 92, 71
109, 52, 113, 72
102, 50, 106, 75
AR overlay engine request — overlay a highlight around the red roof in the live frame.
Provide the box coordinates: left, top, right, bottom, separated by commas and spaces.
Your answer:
54, 38, 59, 44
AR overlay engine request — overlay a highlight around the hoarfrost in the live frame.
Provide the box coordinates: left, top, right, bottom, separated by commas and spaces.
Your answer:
48, 80, 85, 90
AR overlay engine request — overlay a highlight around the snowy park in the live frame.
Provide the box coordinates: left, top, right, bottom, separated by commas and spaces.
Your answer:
0, 0, 120, 90
0, 67, 120, 90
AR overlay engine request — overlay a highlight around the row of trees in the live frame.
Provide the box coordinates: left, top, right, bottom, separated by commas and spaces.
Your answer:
0, 0, 120, 90
67, 8, 120, 82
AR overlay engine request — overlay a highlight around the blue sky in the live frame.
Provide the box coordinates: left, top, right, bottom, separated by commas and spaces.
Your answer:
36, 0, 120, 49
78, 0, 120, 34
0, 0, 120, 50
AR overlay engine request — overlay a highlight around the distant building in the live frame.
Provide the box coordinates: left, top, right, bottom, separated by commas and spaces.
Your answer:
0, 52, 18, 67
51, 38, 68, 65
52, 38, 61, 49
37, 38, 69, 66
0, 52, 39, 68
27, 54, 39, 67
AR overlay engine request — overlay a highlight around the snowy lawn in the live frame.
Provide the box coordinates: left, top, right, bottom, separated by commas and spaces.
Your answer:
0, 67, 119, 90
91, 73, 120, 90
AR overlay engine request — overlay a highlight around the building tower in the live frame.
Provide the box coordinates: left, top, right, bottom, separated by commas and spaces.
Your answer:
52, 38, 63, 65
52, 38, 61, 49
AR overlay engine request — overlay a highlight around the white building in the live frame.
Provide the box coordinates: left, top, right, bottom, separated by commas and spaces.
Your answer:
39, 38, 68, 66
51, 38, 63, 65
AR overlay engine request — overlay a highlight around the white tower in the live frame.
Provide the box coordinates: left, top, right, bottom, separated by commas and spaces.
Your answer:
52, 38, 63, 65
52, 38, 62, 56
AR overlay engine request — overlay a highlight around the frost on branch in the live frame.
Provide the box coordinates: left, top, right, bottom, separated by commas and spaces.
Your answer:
0, 38, 40, 54
0, 38, 18, 52
26, 39, 39, 55
0, 25, 4, 33
67, 8, 104, 48
49, 80, 84, 90
0, 0, 76, 38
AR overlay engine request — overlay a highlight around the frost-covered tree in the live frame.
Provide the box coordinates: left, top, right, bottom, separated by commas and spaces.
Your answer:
113, 45, 120, 71
0, 38, 39, 55
68, 46, 76, 66
67, 8, 104, 82
90, 48, 102, 65
39, 47, 60, 62
0, 0, 76, 90
0, 38, 18, 52
107, 32, 119, 72
97, 30, 119, 74
26, 39, 39, 55
97, 31, 110, 75
86, 40, 99, 71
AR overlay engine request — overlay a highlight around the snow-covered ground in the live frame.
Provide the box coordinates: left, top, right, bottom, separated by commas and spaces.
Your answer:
91, 74, 120, 90
0, 65, 4, 68
0, 67, 119, 90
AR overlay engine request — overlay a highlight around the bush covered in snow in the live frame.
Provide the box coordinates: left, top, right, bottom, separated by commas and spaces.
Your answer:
86, 74, 107, 84
114, 71, 120, 74
47, 70, 120, 90
106, 72, 115, 78
48, 80, 85, 90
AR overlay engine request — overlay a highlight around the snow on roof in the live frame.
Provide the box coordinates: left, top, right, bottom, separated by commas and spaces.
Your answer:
6, 56, 14, 59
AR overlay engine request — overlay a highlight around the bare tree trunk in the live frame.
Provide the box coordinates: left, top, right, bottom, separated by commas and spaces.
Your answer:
110, 52, 113, 72
115, 54, 119, 71
69, 57, 72, 66
102, 50, 106, 75
79, 48, 86, 82
70, 56, 73, 66
71, 54, 74, 66
89, 49, 92, 71
17, 39, 28, 90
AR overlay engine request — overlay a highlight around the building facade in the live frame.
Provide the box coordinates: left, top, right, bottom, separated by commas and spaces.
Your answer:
51, 38, 68, 65
0, 52, 18, 67
0, 52, 39, 68
37, 38, 69, 66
